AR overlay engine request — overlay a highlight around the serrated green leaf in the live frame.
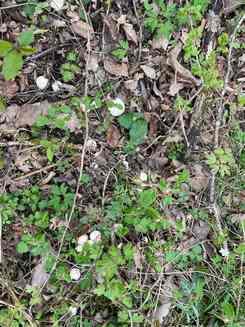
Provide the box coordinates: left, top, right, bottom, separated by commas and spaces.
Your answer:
129, 118, 148, 145
2, 50, 23, 80
17, 30, 34, 47
0, 40, 13, 57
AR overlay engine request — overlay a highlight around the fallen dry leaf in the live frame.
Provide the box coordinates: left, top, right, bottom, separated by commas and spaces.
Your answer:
153, 277, 175, 323
124, 79, 138, 92
168, 81, 184, 96
103, 15, 119, 41
31, 261, 49, 288
193, 221, 210, 241
1, 101, 81, 132
140, 65, 156, 79
0, 79, 19, 99
71, 20, 94, 39
168, 44, 201, 86
87, 54, 99, 72
189, 164, 209, 192
107, 125, 121, 148
123, 23, 137, 44
152, 35, 169, 50
104, 58, 128, 77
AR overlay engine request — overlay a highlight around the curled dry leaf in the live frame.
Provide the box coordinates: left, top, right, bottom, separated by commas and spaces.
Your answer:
0, 79, 19, 99
168, 81, 184, 96
152, 35, 169, 50
168, 44, 201, 86
104, 58, 128, 77
141, 65, 156, 79
71, 20, 94, 39
123, 23, 137, 44
107, 125, 121, 148
189, 164, 209, 192
31, 261, 49, 287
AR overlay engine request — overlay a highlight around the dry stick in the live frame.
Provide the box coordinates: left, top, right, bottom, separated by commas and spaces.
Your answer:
14, 163, 57, 181
209, 12, 245, 255
40, 1, 91, 292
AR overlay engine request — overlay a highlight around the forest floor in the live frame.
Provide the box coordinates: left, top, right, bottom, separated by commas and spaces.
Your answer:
0, 1, 245, 326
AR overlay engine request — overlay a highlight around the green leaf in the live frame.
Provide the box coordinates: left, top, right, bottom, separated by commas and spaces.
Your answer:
0, 40, 13, 57
36, 115, 49, 127
17, 241, 29, 253
17, 30, 34, 47
139, 189, 156, 207
47, 147, 54, 162
19, 46, 36, 56
2, 50, 23, 80
118, 113, 135, 129
129, 118, 148, 145
222, 303, 235, 320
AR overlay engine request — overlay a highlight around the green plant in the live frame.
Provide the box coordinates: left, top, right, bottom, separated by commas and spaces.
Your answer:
118, 112, 148, 151
192, 51, 223, 90
144, 0, 209, 40
206, 148, 235, 177
60, 51, 81, 82
0, 30, 35, 80
112, 40, 129, 60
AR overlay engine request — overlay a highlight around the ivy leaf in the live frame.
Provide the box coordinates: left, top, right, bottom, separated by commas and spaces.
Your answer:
129, 118, 148, 145
2, 50, 23, 80
17, 30, 34, 47
0, 40, 13, 57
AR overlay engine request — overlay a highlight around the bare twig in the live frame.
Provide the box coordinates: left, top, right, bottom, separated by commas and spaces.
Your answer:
13, 163, 57, 181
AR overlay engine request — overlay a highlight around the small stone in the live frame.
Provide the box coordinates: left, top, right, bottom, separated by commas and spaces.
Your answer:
50, 0, 65, 11
70, 268, 81, 281
108, 98, 125, 117
52, 81, 63, 92
77, 234, 88, 246
139, 171, 148, 182
89, 230, 101, 243
36, 76, 49, 90
69, 307, 77, 316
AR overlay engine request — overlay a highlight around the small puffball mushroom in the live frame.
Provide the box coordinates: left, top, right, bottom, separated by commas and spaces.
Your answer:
50, 0, 65, 11
70, 268, 81, 281
77, 234, 88, 246
52, 80, 63, 92
36, 76, 49, 90
108, 98, 125, 117
89, 230, 101, 243
69, 306, 77, 316
139, 171, 148, 182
